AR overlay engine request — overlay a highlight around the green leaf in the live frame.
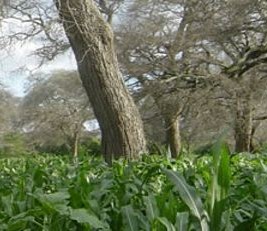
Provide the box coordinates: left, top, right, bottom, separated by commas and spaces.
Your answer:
163, 169, 208, 231
163, 170, 203, 219
136, 212, 150, 231
1, 195, 13, 216
143, 195, 159, 221
54, 204, 69, 216
39, 191, 70, 205
8, 214, 36, 231
157, 217, 176, 231
209, 141, 226, 215
175, 212, 189, 231
233, 217, 256, 231
121, 205, 139, 231
70, 208, 105, 229
218, 145, 231, 200
211, 199, 225, 230
209, 141, 231, 230
222, 210, 234, 231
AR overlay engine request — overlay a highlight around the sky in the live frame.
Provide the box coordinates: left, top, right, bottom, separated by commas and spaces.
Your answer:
0, 40, 77, 97
0, 14, 77, 97
0, 0, 129, 97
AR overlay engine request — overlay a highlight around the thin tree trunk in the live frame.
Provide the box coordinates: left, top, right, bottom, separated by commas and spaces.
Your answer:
234, 92, 252, 152
72, 129, 79, 158
249, 124, 256, 152
56, 0, 147, 164
66, 124, 80, 158
164, 116, 181, 158
150, 81, 182, 158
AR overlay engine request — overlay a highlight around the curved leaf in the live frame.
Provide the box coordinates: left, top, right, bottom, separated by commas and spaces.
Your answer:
143, 195, 159, 221
70, 208, 105, 229
163, 169, 209, 231
157, 217, 176, 231
122, 205, 139, 231
175, 212, 189, 231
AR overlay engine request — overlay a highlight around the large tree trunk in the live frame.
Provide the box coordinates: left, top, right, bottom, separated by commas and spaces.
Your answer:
56, 0, 146, 164
164, 116, 181, 158
234, 92, 252, 152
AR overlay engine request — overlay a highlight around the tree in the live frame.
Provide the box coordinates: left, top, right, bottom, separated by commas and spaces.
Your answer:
0, 87, 23, 155
116, 0, 212, 157
21, 70, 94, 157
2, 0, 147, 162
186, 0, 267, 152
55, 0, 147, 163
0, 88, 19, 132
118, 0, 267, 153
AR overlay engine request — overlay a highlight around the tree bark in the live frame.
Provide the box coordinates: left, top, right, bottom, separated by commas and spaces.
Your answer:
234, 91, 252, 152
164, 116, 181, 158
56, 0, 146, 164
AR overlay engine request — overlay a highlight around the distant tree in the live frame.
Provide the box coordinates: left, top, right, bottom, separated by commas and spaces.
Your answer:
21, 70, 94, 157
0, 88, 23, 155
0, 132, 28, 156
0, 88, 19, 135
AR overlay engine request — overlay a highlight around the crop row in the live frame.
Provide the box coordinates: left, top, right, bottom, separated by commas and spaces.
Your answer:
0, 145, 267, 230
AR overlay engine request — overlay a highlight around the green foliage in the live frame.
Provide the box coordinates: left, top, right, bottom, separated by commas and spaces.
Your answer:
0, 149, 267, 230
147, 142, 171, 157
194, 143, 214, 156
0, 132, 29, 157
35, 144, 70, 156
79, 137, 101, 156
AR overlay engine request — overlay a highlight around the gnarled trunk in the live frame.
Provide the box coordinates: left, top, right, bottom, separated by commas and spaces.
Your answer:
56, 0, 147, 164
234, 92, 252, 152
164, 116, 181, 158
